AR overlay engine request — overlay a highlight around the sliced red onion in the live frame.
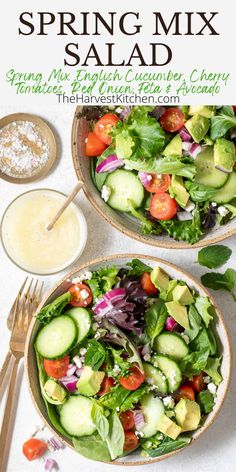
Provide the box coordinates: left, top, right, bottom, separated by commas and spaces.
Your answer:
60, 375, 78, 392
189, 143, 202, 159
177, 211, 193, 222
94, 288, 126, 315
134, 411, 145, 431
182, 142, 192, 153
44, 458, 58, 471
138, 171, 153, 187
66, 364, 77, 377
119, 106, 132, 119
96, 155, 124, 174
179, 127, 192, 142
165, 316, 178, 331
75, 367, 84, 377
215, 164, 232, 174
48, 436, 63, 451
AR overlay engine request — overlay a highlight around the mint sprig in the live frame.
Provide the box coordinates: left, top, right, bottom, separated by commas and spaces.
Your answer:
198, 245, 232, 269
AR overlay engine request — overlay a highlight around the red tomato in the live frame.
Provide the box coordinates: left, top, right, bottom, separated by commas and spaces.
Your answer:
144, 174, 171, 194
140, 272, 158, 295
123, 431, 139, 451
188, 372, 206, 393
120, 410, 135, 431
44, 355, 70, 379
69, 283, 93, 307
97, 377, 115, 396
177, 385, 195, 401
160, 108, 185, 132
149, 193, 178, 220
85, 131, 107, 157
23, 438, 47, 461
94, 114, 120, 145
233, 106, 236, 112
119, 365, 145, 391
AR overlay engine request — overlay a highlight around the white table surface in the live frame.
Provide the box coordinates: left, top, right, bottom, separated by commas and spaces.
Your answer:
0, 106, 235, 472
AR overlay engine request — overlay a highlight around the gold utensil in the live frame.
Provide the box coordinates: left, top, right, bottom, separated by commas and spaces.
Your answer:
46, 180, 84, 231
0, 279, 43, 472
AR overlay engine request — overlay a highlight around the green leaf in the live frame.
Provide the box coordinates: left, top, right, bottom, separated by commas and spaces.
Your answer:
145, 299, 168, 346
184, 305, 202, 341
180, 348, 209, 378
99, 385, 131, 409
73, 433, 111, 462
198, 390, 215, 414
201, 268, 235, 292
127, 258, 152, 276
195, 297, 214, 328
143, 435, 191, 457
204, 357, 223, 385
120, 385, 147, 412
185, 181, 217, 202
91, 402, 109, 441
36, 292, 71, 325
190, 327, 216, 355
198, 245, 232, 269
160, 207, 203, 244
109, 347, 130, 377
124, 155, 196, 180
85, 340, 106, 371
87, 265, 118, 300
106, 412, 125, 460
210, 107, 236, 140
159, 279, 178, 302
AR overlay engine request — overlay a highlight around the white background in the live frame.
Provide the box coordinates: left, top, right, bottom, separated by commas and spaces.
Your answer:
0, 105, 236, 472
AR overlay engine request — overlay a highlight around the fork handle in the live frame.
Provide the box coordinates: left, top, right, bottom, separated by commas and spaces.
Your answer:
0, 356, 20, 472
0, 350, 13, 398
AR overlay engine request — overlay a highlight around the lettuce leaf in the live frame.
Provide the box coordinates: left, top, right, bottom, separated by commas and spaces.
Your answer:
195, 296, 214, 328
198, 390, 215, 414
180, 348, 209, 378
185, 181, 217, 202
160, 207, 203, 244
73, 433, 111, 462
143, 435, 191, 457
210, 106, 236, 140
87, 265, 119, 300
124, 155, 196, 179
204, 357, 223, 385
145, 299, 168, 346
36, 292, 71, 325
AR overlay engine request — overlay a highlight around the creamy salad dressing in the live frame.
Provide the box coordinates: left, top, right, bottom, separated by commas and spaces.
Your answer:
1, 189, 87, 274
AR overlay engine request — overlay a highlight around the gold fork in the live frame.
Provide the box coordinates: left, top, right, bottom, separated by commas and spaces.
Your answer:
0, 279, 43, 472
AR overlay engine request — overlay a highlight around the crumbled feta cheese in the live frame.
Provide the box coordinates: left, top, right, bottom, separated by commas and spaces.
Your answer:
115, 107, 123, 113
211, 202, 217, 207
72, 271, 92, 284
157, 434, 164, 440
73, 355, 82, 368
208, 382, 217, 395
113, 364, 121, 375
163, 396, 175, 409
146, 174, 152, 181
116, 407, 120, 412
143, 353, 151, 361
94, 332, 100, 340
145, 441, 152, 449
135, 431, 144, 438
218, 206, 229, 217
80, 289, 90, 300
101, 185, 111, 202
181, 333, 190, 344
203, 376, 210, 384
185, 201, 195, 212
79, 348, 87, 356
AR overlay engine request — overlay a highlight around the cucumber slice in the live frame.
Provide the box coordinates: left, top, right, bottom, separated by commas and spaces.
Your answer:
105, 169, 144, 212
195, 147, 229, 188
140, 394, 164, 438
36, 315, 77, 359
154, 333, 189, 361
213, 172, 236, 204
60, 395, 96, 436
143, 362, 168, 394
153, 355, 182, 393
65, 307, 91, 345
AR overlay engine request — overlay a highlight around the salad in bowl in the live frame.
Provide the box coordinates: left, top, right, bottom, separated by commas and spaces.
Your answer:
73, 105, 236, 247
27, 256, 230, 464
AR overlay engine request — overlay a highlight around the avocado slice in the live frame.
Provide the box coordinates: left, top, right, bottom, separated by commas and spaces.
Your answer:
175, 398, 201, 432
163, 135, 182, 157
158, 414, 182, 440
214, 138, 235, 173
172, 285, 194, 305
185, 115, 210, 143
165, 301, 190, 329
151, 267, 169, 291
169, 175, 189, 208
77, 366, 105, 396
44, 379, 67, 404
189, 106, 215, 118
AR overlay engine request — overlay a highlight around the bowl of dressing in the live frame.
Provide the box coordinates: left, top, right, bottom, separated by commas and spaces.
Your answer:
0, 189, 87, 275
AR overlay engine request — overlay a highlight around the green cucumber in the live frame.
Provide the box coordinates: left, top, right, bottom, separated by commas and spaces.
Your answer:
65, 307, 91, 345
195, 147, 229, 188
140, 394, 164, 438
105, 169, 144, 212
143, 362, 168, 394
154, 333, 189, 361
213, 172, 236, 204
36, 315, 77, 359
60, 395, 96, 436
152, 355, 182, 393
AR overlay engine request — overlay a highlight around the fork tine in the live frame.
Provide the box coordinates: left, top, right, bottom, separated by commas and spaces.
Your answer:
8, 277, 29, 330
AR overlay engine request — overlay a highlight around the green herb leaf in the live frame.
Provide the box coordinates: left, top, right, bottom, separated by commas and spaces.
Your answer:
106, 412, 125, 460
201, 268, 235, 293
160, 207, 202, 244
36, 292, 71, 325
204, 357, 223, 385
198, 390, 215, 414
87, 265, 118, 300
99, 385, 131, 409
143, 435, 191, 457
85, 340, 106, 371
91, 402, 109, 441
210, 107, 236, 140
198, 245, 232, 269
109, 347, 130, 377
184, 305, 202, 341
73, 433, 111, 462
127, 258, 152, 276
120, 385, 147, 412
189, 327, 216, 356
180, 348, 209, 378
124, 156, 196, 180
185, 181, 217, 202
145, 299, 168, 346
195, 296, 214, 328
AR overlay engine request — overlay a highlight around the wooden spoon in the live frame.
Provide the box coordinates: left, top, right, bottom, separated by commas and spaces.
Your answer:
46, 181, 84, 231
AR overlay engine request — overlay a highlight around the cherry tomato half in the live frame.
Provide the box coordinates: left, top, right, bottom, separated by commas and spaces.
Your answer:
94, 114, 120, 145
144, 174, 171, 194
119, 365, 145, 391
188, 372, 206, 393
120, 410, 135, 431
123, 431, 139, 451
97, 377, 115, 396
69, 283, 93, 307
85, 131, 107, 157
23, 438, 48, 461
149, 193, 178, 220
140, 272, 158, 295
160, 108, 185, 132
233, 106, 236, 112
177, 384, 195, 401
44, 355, 70, 379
